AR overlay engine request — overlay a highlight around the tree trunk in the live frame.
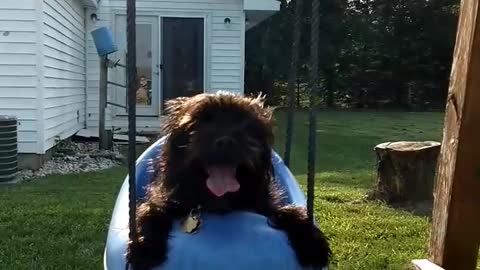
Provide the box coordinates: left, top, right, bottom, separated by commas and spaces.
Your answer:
284, 0, 304, 167
306, 0, 320, 221
371, 141, 441, 203
261, 24, 273, 104
324, 67, 335, 108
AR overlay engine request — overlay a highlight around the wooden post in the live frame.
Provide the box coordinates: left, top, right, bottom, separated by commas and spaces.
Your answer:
412, 259, 445, 270
428, 0, 480, 268
99, 56, 109, 150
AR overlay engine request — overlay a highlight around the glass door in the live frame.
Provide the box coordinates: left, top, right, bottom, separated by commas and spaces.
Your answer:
113, 15, 160, 116
161, 17, 205, 111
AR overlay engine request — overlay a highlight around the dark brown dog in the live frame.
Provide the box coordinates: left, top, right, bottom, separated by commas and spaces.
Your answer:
127, 92, 331, 270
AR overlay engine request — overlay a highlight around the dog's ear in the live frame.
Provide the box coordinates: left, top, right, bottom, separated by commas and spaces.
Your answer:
164, 97, 189, 115
163, 96, 191, 133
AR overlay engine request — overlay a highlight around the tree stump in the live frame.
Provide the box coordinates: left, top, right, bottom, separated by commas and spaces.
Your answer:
371, 141, 441, 203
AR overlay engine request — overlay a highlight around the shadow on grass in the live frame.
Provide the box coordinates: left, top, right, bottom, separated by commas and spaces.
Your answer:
293, 170, 434, 219
384, 200, 433, 219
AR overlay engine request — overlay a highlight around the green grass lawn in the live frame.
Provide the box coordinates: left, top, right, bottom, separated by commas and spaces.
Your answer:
274, 110, 445, 269
0, 110, 447, 270
0, 169, 127, 269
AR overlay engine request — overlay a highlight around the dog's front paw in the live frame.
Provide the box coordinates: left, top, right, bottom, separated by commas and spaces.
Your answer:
126, 203, 173, 270
270, 206, 332, 268
289, 223, 331, 268
127, 239, 166, 270
127, 228, 170, 270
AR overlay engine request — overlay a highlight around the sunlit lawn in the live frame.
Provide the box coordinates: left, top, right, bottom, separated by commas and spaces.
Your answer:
0, 110, 447, 269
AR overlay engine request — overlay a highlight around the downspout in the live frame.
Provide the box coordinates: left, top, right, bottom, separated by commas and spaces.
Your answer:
35, 0, 46, 154
83, 7, 88, 129
82, 1, 100, 129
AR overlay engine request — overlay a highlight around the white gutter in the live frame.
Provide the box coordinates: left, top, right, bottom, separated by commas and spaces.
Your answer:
244, 0, 280, 11
80, 0, 98, 8
244, 0, 280, 30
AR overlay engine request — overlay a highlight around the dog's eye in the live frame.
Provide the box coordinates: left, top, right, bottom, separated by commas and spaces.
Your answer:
245, 121, 268, 139
202, 112, 214, 123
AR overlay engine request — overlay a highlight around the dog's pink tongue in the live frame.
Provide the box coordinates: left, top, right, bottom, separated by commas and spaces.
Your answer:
206, 166, 240, 197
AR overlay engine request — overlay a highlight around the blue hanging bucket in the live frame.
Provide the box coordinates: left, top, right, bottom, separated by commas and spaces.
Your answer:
91, 26, 118, 56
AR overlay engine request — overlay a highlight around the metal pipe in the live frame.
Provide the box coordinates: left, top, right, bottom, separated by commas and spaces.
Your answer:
107, 101, 127, 109
284, 0, 303, 167
107, 81, 127, 88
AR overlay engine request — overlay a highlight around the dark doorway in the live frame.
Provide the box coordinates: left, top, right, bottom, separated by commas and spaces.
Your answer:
162, 17, 204, 110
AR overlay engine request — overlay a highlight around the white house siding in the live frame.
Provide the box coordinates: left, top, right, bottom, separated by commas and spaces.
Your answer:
0, 0, 40, 153
42, 0, 87, 151
85, 0, 245, 131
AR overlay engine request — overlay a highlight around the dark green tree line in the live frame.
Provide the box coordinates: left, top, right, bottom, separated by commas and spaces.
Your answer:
245, 0, 459, 109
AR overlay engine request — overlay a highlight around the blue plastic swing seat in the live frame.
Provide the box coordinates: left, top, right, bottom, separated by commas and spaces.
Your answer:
104, 137, 324, 270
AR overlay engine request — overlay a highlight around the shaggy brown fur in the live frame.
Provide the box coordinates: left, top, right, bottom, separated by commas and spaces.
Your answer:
127, 92, 331, 270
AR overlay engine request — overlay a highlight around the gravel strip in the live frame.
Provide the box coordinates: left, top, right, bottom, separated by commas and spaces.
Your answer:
17, 141, 125, 182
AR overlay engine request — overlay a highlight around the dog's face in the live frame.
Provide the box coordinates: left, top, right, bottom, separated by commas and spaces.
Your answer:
161, 93, 274, 213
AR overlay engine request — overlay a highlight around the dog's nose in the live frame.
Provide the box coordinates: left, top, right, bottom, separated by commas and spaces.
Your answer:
214, 136, 235, 150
